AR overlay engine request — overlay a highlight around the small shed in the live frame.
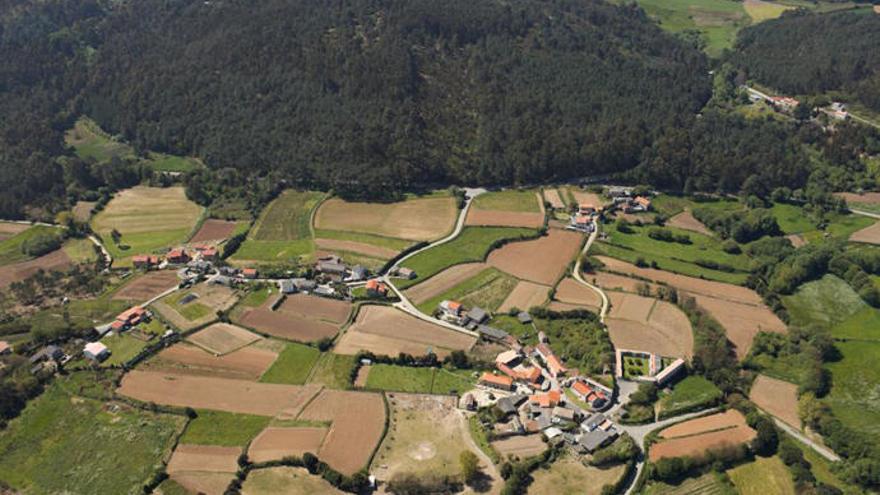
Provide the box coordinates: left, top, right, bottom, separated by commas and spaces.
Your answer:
84, 342, 110, 362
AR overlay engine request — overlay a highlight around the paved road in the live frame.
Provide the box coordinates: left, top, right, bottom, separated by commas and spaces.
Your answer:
849, 208, 880, 220
572, 222, 609, 322
381, 188, 487, 337
773, 418, 840, 462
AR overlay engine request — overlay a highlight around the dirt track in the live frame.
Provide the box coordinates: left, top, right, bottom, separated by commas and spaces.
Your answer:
117, 370, 320, 416
404, 262, 488, 304
0, 249, 72, 288
297, 389, 386, 475
488, 229, 582, 285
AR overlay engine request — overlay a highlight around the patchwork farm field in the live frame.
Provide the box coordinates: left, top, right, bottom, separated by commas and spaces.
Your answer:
180, 410, 271, 446
153, 282, 239, 330
186, 323, 262, 355
0, 376, 185, 495
334, 305, 476, 358
667, 210, 712, 236
167, 444, 239, 494
113, 270, 180, 301
296, 389, 386, 475
247, 427, 328, 463
143, 342, 280, 381
528, 454, 626, 495
0, 248, 73, 288
0, 224, 64, 266
372, 394, 484, 484
315, 192, 457, 241
824, 341, 880, 444
189, 219, 242, 244
657, 376, 722, 418
645, 473, 731, 495
364, 364, 475, 394
850, 220, 880, 245
782, 274, 867, 329
241, 467, 343, 494
404, 262, 488, 305
749, 374, 800, 428
554, 278, 603, 310
606, 292, 693, 359
259, 342, 321, 385
237, 293, 351, 342
487, 228, 582, 285
727, 456, 796, 495
396, 226, 537, 289
498, 280, 550, 312
651, 410, 755, 461
467, 189, 544, 228
415, 267, 518, 315
91, 186, 203, 266
231, 190, 322, 264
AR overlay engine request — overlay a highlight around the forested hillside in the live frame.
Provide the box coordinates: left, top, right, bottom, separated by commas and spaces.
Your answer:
0, 0, 712, 216
730, 10, 880, 111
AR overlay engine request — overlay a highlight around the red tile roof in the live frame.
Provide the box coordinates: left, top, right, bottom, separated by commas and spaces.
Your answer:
480, 372, 513, 388
572, 381, 591, 397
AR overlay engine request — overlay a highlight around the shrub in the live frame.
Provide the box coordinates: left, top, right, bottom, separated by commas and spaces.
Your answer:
20, 233, 62, 257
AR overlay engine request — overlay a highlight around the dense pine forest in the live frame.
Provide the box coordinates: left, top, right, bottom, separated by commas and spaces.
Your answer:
730, 10, 880, 112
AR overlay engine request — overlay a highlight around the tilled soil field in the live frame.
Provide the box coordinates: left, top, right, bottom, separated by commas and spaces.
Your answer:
543, 189, 566, 209
554, 278, 603, 309
277, 294, 351, 325
247, 427, 328, 463
239, 310, 339, 342
667, 211, 713, 236
659, 410, 747, 439
186, 323, 262, 355
0, 249, 72, 288
112, 270, 180, 301
650, 425, 756, 462
487, 228, 582, 285
146, 343, 278, 380
593, 272, 659, 293
404, 262, 488, 305
749, 375, 801, 429
835, 192, 880, 205
296, 389, 386, 475
314, 238, 398, 259
498, 280, 550, 312
606, 292, 692, 358
315, 196, 457, 241
850, 220, 880, 245
465, 209, 544, 228
334, 305, 475, 358
117, 370, 320, 416
190, 219, 239, 243
167, 444, 241, 474
0, 222, 29, 240
171, 472, 235, 495
491, 434, 547, 459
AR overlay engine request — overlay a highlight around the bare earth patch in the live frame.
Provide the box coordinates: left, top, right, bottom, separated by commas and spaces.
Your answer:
660, 410, 747, 439
334, 305, 475, 358
314, 238, 398, 259
606, 292, 693, 359
544, 189, 566, 209
145, 343, 278, 380
491, 434, 547, 460
315, 196, 457, 241
569, 190, 604, 207
835, 192, 880, 205
554, 278, 603, 309
404, 262, 489, 305
113, 270, 180, 301
118, 370, 320, 417
186, 323, 262, 355
593, 271, 659, 293
498, 280, 550, 312
277, 294, 351, 324
488, 229, 583, 285
668, 210, 713, 236
167, 444, 241, 474
750, 375, 801, 429
297, 389, 386, 475
354, 365, 371, 388
240, 309, 340, 343
609, 292, 655, 322
171, 472, 235, 495
650, 425, 756, 461
247, 427, 328, 463
0, 249, 72, 288
466, 209, 544, 228
190, 219, 239, 244
787, 234, 807, 248
850, 220, 880, 245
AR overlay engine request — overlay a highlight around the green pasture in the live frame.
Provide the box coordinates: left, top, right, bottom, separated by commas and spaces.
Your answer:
180, 410, 271, 446
824, 340, 880, 444
0, 377, 184, 494
398, 226, 537, 289
657, 375, 721, 416
313, 228, 413, 254
251, 190, 322, 241
307, 353, 356, 389
101, 333, 149, 366
472, 189, 541, 213
782, 274, 867, 329
259, 343, 321, 385
365, 364, 476, 395
727, 456, 796, 495
0, 225, 64, 266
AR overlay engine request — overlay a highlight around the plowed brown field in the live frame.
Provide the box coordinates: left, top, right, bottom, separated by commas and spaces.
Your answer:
247, 427, 328, 463
117, 370, 320, 416
594, 272, 658, 293
315, 196, 457, 241
850, 221, 880, 245
240, 310, 339, 342
609, 292, 655, 321
836, 192, 880, 205
404, 262, 488, 304
606, 293, 692, 359
569, 189, 604, 208
466, 210, 544, 228
334, 305, 475, 358
190, 219, 238, 243
113, 270, 180, 301
498, 280, 550, 312
660, 410, 747, 439
187, 323, 262, 355
167, 444, 241, 474
555, 278, 603, 308
668, 211, 713, 236
146, 343, 278, 380
543, 189, 566, 209
0, 222, 28, 240
171, 473, 234, 495
277, 294, 351, 324
0, 249, 72, 288
650, 425, 756, 461
488, 229, 582, 284
314, 238, 397, 259
750, 375, 801, 429
297, 389, 386, 475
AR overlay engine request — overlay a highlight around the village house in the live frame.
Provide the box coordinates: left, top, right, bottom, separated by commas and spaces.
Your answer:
570, 213, 593, 233
464, 306, 488, 325
438, 300, 463, 319
116, 306, 148, 327
623, 196, 652, 213
83, 342, 109, 362
365, 279, 389, 297
292, 278, 317, 291
346, 265, 368, 282
577, 428, 617, 453
0, 340, 11, 356
552, 406, 577, 423
606, 186, 632, 199
577, 203, 596, 215
394, 267, 416, 280
279, 279, 296, 294
242, 268, 258, 279
770, 96, 799, 112
132, 254, 160, 269
570, 380, 608, 409
530, 390, 562, 409
479, 372, 514, 391
477, 324, 509, 343
196, 245, 220, 261
316, 255, 348, 281
517, 311, 532, 324
166, 248, 190, 264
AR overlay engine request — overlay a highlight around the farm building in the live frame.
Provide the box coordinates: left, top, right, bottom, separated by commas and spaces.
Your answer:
655, 358, 686, 386
394, 267, 416, 279
365, 279, 388, 297
577, 203, 596, 215
316, 255, 348, 281
495, 350, 520, 367
194, 245, 219, 261
29, 345, 64, 364
578, 429, 616, 453
0, 340, 10, 355
460, 394, 477, 411
465, 307, 488, 325
116, 306, 148, 326
242, 268, 258, 279
346, 265, 368, 282
552, 407, 576, 423
132, 255, 160, 269
292, 278, 317, 291
518, 312, 532, 324
570, 214, 593, 233
546, 354, 567, 378
623, 196, 652, 213
83, 342, 110, 362
479, 372, 514, 391
478, 325, 509, 343
769, 96, 799, 112
166, 248, 190, 264
606, 186, 632, 198
279, 279, 296, 294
